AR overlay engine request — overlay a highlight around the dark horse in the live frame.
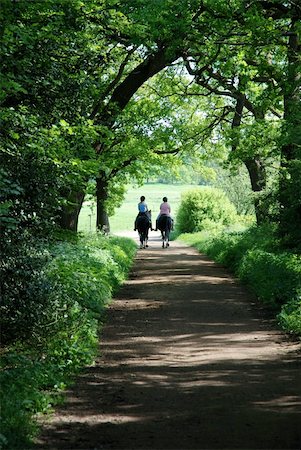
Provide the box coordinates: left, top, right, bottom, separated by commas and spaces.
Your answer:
157, 214, 172, 248
137, 211, 151, 249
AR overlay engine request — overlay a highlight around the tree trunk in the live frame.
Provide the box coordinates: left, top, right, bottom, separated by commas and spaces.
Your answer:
96, 174, 110, 233
59, 190, 85, 232
231, 91, 267, 224
244, 158, 267, 225
279, 15, 301, 246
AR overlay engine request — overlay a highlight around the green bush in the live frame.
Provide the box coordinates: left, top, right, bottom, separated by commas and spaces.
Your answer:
278, 296, 301, 335
0, 353, 65, 450
176, 187, 238, 234
0, 233, 137, 450
180, 223, 279, 273
0, 242, 53, 345
238, 250, 301, 309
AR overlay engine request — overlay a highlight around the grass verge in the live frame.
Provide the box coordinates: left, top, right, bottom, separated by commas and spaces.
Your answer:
0, 233, 137, 450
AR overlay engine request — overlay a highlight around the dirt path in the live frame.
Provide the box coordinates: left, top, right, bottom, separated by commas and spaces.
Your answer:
36, 234, 301, 450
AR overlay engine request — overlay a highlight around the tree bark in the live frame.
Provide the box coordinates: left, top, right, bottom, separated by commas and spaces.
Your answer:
244, 158, 266, 224
279, 15, 301, 245
231, 91, 267, 224
96, 173, 110, 233
59, 190, 85, 232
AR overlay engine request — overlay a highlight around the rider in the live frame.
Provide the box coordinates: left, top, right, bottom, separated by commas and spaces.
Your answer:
134, 196, 152, 231
155, 196, 173, 230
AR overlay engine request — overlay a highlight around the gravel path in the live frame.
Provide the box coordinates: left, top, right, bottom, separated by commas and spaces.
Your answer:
36, 233, 301, 450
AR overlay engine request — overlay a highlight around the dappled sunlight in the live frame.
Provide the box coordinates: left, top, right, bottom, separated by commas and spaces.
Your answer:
112, 299, 165, 310
42, 412, 146, 426
98, 334, 295, 372
36, 241, 301, 450
253, 396, 301, 413
126, 274, 235, 285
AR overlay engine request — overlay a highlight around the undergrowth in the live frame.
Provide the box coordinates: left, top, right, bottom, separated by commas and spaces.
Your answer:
178, 223, 301, 337
0, 233, 137, 450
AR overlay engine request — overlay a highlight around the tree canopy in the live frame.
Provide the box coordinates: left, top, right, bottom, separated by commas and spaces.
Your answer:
1, 4, 300, 447
1, 0, 300, 244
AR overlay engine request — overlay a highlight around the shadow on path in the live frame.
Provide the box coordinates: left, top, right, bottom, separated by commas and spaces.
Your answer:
36, 238, 301, 450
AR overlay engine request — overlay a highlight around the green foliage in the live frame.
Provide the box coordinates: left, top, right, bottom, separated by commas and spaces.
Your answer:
0, 353, 65, 450
46, 234, 136, 318
0, 233, 137, 450
278, 158, 301, 249
226, 119, 280, 163
179, 224, 301, 335
0, 0, 112, 238
1, 1, 300, 446
0, 168, 23, 231
212, 165, 255, 216
278, 297, 301, 336
0, 241, 52, 345
204, 223, 279, 272
0, 0, 112, 122
238, 250, 301, 309
0, 2, 300, 448
2, 0, 300, 246
176, 187, 238, 234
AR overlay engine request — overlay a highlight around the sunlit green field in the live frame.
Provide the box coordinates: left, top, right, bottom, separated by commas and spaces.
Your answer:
78, 183, 198, 233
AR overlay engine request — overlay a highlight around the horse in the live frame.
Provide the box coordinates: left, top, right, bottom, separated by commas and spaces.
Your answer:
157, 214, 172, 248
136, 211, 151, 249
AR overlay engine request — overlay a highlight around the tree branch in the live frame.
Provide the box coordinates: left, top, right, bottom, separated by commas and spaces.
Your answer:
90, 47, 137, 120
109, 157, 136, 178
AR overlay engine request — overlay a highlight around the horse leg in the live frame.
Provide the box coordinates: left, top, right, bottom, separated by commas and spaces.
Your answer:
139, 232, 142, 248
165, 220, 171, 247
165, 230, 169, 247
139, 233, 144, 249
